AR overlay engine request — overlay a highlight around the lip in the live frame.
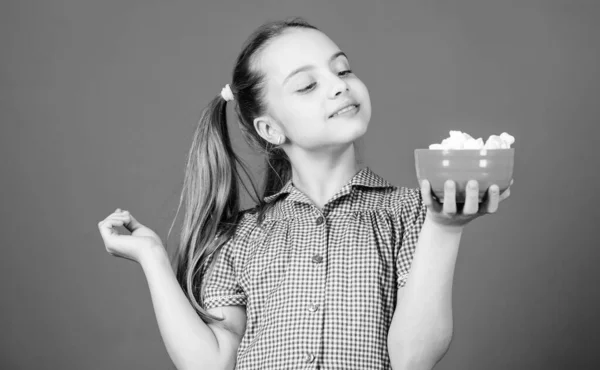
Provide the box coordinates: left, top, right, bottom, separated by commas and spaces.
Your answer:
329, 102, 360, 118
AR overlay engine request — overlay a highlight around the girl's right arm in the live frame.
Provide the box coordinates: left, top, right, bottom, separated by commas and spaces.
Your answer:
98, 209, 245, 370
141, 247, 246, 370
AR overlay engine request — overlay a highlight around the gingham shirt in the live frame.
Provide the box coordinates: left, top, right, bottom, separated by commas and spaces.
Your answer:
202, 166, 427, 369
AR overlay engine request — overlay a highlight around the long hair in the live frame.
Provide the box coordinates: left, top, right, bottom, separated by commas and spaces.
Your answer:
165, 17, 319, 323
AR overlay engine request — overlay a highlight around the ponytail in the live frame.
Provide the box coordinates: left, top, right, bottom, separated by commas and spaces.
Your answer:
166, 95, 259, 323
165, 17, 318, 323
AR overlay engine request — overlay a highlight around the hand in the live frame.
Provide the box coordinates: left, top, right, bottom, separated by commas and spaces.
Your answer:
420, 179, 514, 229
98, 208, 165, 265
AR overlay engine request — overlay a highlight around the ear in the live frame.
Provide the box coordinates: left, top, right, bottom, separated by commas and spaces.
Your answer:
253, 116, 284, 145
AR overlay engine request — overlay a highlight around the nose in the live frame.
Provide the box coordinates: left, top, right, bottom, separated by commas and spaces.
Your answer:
330, 74, 349, 98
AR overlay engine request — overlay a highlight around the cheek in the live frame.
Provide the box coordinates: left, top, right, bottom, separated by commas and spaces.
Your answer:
356, 82, 371, 118
279, 107, 320, 139
354, 80, 370, 102
287, 104, 321, 126
361, 100, 372, 121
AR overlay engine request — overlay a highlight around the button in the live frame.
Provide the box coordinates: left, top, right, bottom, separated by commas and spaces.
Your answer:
312, 254, 323, 264
308, 303, 319, 312
303, 352, 315, 363
315, 216, 325, 225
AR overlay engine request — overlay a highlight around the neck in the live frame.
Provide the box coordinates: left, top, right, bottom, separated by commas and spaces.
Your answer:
288, 142, 363, 210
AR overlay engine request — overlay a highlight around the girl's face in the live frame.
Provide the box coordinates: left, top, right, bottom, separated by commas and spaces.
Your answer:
254, 28, 371, 152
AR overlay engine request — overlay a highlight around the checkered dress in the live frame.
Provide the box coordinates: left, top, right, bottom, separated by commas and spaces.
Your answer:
202, 166, 427, 369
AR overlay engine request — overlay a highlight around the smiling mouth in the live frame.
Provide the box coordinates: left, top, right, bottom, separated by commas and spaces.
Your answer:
329, 104, 360, 118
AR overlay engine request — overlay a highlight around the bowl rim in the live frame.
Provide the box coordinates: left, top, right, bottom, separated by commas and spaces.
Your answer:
414, 148, 514, 151
414, 148, 515, 153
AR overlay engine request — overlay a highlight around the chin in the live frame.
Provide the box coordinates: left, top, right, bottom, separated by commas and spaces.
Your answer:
352, 112, 371, 132
341, 119, 369, 143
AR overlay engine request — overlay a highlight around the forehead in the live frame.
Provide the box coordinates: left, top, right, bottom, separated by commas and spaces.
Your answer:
257, 28, 342, 82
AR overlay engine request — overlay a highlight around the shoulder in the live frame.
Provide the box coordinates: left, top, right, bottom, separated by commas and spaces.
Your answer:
378, 186, 423, 212
235, 207, 261, 234
378, 186, 426, 229
205, 208, 260, 272
218, 207, 261, 248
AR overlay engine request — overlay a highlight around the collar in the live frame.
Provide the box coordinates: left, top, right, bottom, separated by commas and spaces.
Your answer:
262, 166, 396, 204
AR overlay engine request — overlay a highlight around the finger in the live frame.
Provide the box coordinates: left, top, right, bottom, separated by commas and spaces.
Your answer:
111, 208, 126, 217
463, 180, 479, 215
98, 218, 125, 239
500, 185, 511, 201
107, 213, 129, 220
485, 184, 500, 213
120, 210, 144, 232
443, 180, 457, 215
106, 210, 142, 231
98, 219, 141, 254
421, 180, 442, 212
499, 179, 514, 201
105, 209, 126, 219
420, 180, 432, 207
103, 215, 130, 226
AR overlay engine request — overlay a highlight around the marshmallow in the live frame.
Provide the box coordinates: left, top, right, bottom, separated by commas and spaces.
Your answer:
428, 130, 515, 149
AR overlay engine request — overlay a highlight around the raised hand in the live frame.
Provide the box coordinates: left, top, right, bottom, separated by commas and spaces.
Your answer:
97, 208, 165, 264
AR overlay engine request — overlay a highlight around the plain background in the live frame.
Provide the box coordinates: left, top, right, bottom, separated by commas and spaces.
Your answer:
2, 0, 598, 369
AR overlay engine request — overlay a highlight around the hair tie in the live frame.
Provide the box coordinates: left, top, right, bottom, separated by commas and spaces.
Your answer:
220, 84, 234, 102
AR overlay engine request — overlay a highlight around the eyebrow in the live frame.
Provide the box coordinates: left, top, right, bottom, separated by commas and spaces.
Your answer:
283, 51, 349, 85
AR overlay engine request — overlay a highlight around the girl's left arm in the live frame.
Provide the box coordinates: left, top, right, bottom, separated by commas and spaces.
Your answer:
387, 214, 462, 370
388, 178, 513, 370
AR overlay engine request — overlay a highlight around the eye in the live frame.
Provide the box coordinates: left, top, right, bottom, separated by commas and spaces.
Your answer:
297, 70, 353, 93
298, 82, 316, 92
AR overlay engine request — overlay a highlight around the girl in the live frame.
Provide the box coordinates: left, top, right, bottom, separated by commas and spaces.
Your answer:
98, 17, 512, 370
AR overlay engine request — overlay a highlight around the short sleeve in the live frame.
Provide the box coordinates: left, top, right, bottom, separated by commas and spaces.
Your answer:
394, 187, 428, 289
201, 213, 255, 309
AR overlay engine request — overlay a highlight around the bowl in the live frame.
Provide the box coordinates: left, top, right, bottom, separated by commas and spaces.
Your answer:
414, 148, 514, 203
